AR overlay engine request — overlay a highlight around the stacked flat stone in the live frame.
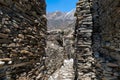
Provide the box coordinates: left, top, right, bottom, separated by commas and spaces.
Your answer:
74, 0, 93, 47
0, 0, 47, 80
74, 0, 97, 80
92, 0, 120, 79
96, 0, 120, 62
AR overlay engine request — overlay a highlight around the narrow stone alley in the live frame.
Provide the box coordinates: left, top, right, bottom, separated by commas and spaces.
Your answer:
0, 0, 120, 80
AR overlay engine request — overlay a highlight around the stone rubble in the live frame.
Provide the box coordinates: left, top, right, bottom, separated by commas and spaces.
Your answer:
48, 59, 74, 80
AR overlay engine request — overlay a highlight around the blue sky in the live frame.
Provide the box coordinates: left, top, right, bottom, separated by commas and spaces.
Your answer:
46, 0, 78, 12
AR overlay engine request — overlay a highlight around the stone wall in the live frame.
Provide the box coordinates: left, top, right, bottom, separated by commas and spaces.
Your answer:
74, 0, 96, 79
92, 0, 120, 79
74, 0, 120, 79
93, 0, 120, 63
0, 0, 47, 80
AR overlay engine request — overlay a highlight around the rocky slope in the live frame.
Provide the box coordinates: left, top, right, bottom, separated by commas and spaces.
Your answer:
47, 9, 76, 30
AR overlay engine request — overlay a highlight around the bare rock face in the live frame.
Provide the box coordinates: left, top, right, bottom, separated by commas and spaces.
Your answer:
0, 0, 47, 80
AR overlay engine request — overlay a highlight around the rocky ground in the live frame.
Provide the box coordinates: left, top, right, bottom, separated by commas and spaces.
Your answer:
45, 29, 75, 80
48, 59, 74, 80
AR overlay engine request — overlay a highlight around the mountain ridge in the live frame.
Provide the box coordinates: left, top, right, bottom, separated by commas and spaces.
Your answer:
47, 9, 76, 30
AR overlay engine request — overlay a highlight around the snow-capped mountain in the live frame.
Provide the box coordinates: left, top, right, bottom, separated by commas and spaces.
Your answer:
64, 9, 76, 20
47, 11, 65, 20
47, 9, 76, 30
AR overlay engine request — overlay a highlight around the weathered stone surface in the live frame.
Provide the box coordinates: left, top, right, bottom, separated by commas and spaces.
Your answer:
0, 0, 119, 80
0, 0, 47, 80
74, 0, 120, 80
92, 0, 120, 79
74, 0, 96, 80
0, 33, 8, 39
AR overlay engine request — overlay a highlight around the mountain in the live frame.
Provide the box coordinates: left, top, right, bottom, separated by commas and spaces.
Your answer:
47, 9, 76, 30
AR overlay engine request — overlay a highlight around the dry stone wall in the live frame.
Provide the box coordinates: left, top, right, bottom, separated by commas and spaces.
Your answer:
93, 0, 120, 63
0, 0, 119, 80
92, 0, 120, 79
0, 0, 47, 80
75, 0, 120, 80
74, 0, 96, 80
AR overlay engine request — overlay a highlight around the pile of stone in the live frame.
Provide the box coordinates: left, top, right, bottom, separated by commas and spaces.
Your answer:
0, 0, 47, 80
74, 0, 97, 80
